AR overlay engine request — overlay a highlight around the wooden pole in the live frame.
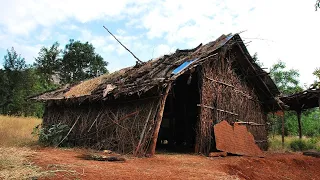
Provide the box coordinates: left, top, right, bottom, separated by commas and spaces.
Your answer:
297, 110, 302, 139
318, 95, 320, 111
103, 26, 143, 64
281, 111, 285, 148
149, 83, 172, 156
134, 102, 154, 156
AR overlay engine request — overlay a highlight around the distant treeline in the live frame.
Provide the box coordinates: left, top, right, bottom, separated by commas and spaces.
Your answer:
0, 40, 108, 117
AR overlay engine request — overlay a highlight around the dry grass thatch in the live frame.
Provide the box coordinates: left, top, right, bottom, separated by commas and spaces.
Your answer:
33, 34, 279, 104
64, 68, 131, 98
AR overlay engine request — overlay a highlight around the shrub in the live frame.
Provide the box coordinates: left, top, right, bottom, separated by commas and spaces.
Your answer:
32, 123, 70, 147
290, 139, 315, 151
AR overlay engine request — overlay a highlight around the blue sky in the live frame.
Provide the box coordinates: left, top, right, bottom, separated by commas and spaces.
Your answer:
0, 0, 319, 86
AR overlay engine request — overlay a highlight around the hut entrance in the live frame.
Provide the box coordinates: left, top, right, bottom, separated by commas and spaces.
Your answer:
157, 71, 200, 153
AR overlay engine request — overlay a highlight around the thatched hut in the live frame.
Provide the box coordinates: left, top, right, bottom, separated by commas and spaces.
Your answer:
32, 34, 280, 156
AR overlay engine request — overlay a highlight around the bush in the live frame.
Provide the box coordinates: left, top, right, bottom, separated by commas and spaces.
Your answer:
32, 123, 70, 147
290, 139, 315, 151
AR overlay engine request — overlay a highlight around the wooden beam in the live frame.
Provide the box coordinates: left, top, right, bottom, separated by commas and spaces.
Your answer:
205, 77, 255, 100
297, 110, 302, 139
149, 83, 172, 156
234, 121, 265, 126
281, 111, 285, 147
135, 103, 154, 156
318, 95, 320, 110
197, 104, 239, 116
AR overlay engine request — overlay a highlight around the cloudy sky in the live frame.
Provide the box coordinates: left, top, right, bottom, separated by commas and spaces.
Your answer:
0, 0, 319, 86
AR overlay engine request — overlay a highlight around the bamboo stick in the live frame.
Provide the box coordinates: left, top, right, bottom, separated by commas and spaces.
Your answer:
135, 102, 154, 156
56, 115, 80, 147
197, 104, 238, 116
149, 83, 172, 156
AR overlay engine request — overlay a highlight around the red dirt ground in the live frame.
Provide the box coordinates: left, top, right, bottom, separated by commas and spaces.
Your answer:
31, 148, 320, 180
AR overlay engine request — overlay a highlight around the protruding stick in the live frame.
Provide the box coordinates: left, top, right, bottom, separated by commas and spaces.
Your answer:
103, 26, 143, 64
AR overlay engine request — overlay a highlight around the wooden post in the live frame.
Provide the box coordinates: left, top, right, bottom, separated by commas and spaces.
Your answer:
134, 102, 154, 156
281, 111, 285, 148
318, 95, 320, 111
297, 110, 302, 139
149, 83, 172, 156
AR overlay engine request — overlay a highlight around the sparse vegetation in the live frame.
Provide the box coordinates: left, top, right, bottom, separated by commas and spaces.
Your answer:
269, 135, 320, 152
0, 147, 46, 179
0, 116, 48, 179
33, 123, 70, 147
290, 139, 315, 151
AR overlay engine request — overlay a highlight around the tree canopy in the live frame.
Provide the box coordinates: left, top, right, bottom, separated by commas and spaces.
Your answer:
0, 40, 109, 117
316, 0, 320, 11
59, 39, 108, 84
269, 61, 302, 95
34, 42, 61, 87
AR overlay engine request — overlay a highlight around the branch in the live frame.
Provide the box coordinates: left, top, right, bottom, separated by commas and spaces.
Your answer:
103, 26, 143, 64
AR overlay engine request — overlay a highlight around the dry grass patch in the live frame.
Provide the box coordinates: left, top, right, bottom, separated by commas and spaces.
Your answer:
0, 147, 46, 179
0, 115, 41, 147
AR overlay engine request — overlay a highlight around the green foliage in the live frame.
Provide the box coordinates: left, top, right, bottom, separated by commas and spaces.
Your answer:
0, 48, 44, 117
267, 60, 319, 138
312, 68, 320, 88
316, 0, 320, 11
269, 136, 320, 152
0, 41, 109, 117
252, 52, 264, 67
59, 39, 109, 84
270, 109, 320, 137
34, 42, 61, 87
269, 61, 302, 95
32, 123, 70, 147
4, 47, 27, 71
290, 139, 316, 151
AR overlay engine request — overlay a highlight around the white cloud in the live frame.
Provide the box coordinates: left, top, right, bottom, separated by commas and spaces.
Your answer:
0, 0, 319, 86
153, 44, 173, 58
36, 29, 52, 42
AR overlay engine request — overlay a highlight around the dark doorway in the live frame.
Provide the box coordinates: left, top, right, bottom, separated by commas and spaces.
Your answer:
157, 71, 200, 153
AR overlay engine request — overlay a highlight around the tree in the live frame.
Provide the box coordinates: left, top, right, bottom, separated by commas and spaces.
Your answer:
252, 52, 264, 67
312, 68, 320, 88
269, 61, 302, 95
0, 48, 28, 115
269, 61, 303, 136
316, 0, 320, 11
0, 48, 45, 116
34, 42, 61, 87
59, 39, 108, 84
4, 47, 27, 71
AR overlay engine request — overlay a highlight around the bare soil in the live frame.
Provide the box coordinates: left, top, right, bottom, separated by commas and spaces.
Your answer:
30, 148, 320, 180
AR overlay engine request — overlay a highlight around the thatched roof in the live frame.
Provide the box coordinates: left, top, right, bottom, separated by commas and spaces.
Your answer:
31, 34, 280, 108
280, 88, 320, 111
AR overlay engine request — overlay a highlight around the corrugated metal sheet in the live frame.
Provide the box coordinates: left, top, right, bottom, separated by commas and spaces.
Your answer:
214, 120, 263, 157
171, 59, 197, 75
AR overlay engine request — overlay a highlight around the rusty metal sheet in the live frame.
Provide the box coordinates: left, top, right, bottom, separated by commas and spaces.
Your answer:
214, 120, 263, 156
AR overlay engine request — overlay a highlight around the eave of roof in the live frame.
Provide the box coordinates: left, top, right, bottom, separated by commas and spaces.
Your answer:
280, 89, 320, 111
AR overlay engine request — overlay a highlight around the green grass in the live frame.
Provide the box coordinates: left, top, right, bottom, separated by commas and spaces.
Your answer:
269, 135, 320, 152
